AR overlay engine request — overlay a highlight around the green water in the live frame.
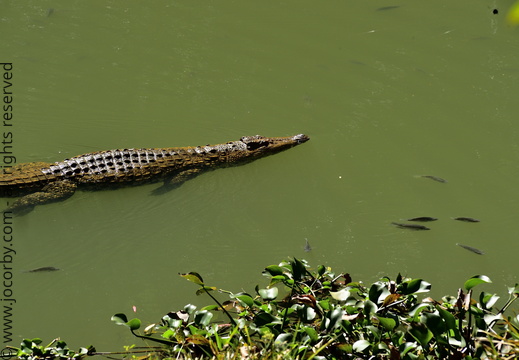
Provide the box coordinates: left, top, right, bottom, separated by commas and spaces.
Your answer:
2, 0, 519, 351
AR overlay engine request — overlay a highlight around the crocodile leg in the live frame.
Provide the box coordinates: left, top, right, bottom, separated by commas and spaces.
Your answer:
151, 168, 204, 195
7, 180, 77, 215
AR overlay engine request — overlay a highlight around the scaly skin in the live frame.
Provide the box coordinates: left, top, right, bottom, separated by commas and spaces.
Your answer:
0, 134, 309, 214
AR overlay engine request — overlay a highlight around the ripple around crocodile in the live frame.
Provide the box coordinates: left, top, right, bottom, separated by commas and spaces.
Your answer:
0, 134, 309, 214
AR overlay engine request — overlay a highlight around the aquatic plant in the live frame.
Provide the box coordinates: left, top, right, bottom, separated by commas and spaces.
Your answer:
112, 258, 519, 359
10, 258, 519, 359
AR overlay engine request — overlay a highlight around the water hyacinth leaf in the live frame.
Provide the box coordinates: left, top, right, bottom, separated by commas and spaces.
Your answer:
179, 272, 204, 285
264, 265, 284, 276
402, 278, 431, 294
300, 306, 316, 322
258, 287, 278, 300
399, 342, 417, 356
483, 313, 503, 327
330, 288, 350, 301
437, 306, 458, 337
369, 282, 389, 303
464, 275, 492, 291
363, 299, 378, 316
184, 304, 197, 314
127, 318, 141, 331
200, 304, 219, 311
111, 313, 129, 326
291, 258, 306, 281
376, 315, 396, 331
319, 299, 330, 310
422, 312, 445, 338
326, 307, 344, 331
480, 292, 500, 310
235, 294, 254, 307
274, 333, 292, 345
409, 322, 433, 348
352, 339, 371, 352
194, 310, 213, 326
317, 265, 326, 277
408, 303, 431, 320
254, 312, 279, 326
303, 326, 318, 342
508, 283, 519, 296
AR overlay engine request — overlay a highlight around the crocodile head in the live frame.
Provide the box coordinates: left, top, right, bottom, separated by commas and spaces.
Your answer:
228, 134, 310, 162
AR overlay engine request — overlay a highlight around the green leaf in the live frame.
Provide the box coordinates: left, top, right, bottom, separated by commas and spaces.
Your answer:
369, 282, 389, 303
402, 278, 431, 295
291, 258, 307, 281
111, 313, 129, 326
330, 288, 350, 301
326, 307, 344, 331
399, 342, 417, 356
235, 294, 254, 307
437, 306, 459, 338
264, 265, 284, 276
127, 318, 141, 330
507, 283, 519, 296
317, 265, 326, 277
409, 323, 433, 349
180, 272, 204, 285
363, 299, 378, 316
258, 287, 278, 300
352, 339, 371, 352
376, 315, 396, 331
464, 275, 492, 291
423, 312, 445, 338
194, 310, 213, 327
254, 312, 280, 326
303, 326, 318, 343
480, 292, 500, 310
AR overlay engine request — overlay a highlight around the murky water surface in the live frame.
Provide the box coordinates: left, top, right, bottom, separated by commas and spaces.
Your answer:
2, 0, 518, 350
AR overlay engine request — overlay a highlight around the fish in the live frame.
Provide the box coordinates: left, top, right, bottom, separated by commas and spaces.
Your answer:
391, 222, 430, 230
421, 175, 448, 183
453, 217, 480, 223
407, 217, 438, 222
24, 266, 60, 273
376, 6, 401, 11
304, 238, 312, 252
456, 243, 485, 255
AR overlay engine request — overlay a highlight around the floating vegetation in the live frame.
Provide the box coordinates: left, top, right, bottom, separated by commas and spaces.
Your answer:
105, 259, 518, 360
407, 216, 438, 222
457, 243, 485, 255
11, 259, 519, 359
453, 217, 481, 223
392, 222, 430, 230
421, 175, 448, 183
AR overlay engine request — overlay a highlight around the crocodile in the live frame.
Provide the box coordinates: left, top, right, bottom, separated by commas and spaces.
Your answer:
0, 134, 309, 214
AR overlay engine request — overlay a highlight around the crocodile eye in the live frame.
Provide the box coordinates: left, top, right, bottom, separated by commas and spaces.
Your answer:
246, 141, 269, 151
